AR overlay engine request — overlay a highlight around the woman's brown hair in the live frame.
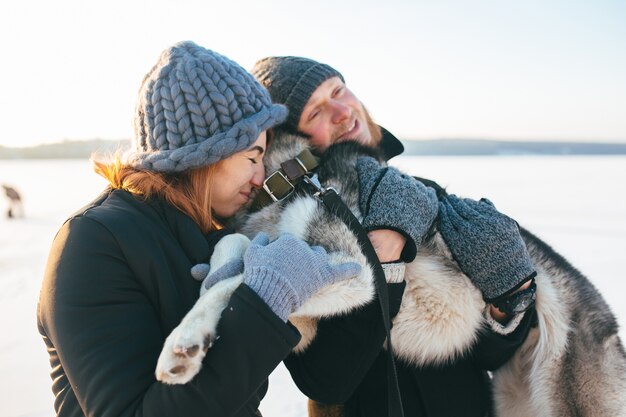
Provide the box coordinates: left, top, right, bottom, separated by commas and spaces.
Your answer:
92, 153, 222, 234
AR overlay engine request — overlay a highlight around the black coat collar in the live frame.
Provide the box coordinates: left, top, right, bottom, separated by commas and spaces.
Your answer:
150, 195, 236, 264
105, 188, 230, 265
378, 126, 405, 161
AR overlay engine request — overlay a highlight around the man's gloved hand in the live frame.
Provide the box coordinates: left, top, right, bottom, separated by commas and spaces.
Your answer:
243, 232, 362, 321
356, 156, 439, 262
191, 259, 244, 296
438, 195, 536, 302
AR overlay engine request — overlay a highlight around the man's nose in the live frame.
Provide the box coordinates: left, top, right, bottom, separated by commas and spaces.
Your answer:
330, 101, 351, 124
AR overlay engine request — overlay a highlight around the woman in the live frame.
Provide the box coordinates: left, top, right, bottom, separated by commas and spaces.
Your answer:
37, 41, 360, 417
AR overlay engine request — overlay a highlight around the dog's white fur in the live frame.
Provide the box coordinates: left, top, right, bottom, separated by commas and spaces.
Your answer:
156, 135, 626, 416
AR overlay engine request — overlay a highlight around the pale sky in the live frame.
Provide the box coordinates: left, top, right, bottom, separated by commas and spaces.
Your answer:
1, 0, 625, 147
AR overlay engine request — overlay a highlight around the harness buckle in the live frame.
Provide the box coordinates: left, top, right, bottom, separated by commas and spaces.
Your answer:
303, 173, 338, 199
263, 171, 295, 202
294, 156, 308, 173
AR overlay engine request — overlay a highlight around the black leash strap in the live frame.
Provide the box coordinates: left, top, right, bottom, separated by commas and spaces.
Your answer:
318, 188, 405, 417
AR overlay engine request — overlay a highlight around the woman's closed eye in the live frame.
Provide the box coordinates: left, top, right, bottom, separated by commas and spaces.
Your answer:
245, 148, 264, 165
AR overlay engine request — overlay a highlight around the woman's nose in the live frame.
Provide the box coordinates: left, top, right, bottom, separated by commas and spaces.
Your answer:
251, 165, 265, 188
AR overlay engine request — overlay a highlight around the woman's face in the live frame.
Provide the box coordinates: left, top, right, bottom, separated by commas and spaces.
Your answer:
211, 131, 267, 218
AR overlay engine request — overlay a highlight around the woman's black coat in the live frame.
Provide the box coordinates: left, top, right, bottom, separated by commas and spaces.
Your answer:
37, 188, 300, 417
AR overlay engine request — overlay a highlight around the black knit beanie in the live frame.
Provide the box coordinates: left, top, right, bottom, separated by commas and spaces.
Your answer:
251, 57, 344, 132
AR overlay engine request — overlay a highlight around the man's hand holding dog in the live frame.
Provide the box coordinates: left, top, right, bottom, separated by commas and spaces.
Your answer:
356, 156, 439, 263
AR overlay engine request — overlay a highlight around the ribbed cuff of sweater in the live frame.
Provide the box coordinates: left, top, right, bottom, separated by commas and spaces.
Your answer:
382, 262, 406, 284
244, 267, 299, 322
483, 306, 527, 336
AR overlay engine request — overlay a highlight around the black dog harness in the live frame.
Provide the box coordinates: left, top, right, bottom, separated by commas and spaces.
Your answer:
251, 156, 405, 417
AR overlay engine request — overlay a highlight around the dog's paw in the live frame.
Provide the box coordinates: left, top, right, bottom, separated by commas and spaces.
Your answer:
155, 322, 216, 385
155, 275, 243, 384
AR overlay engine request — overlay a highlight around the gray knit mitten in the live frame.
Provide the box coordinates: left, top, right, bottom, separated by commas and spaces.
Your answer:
356, 156, 439, 262
438, 195, 536, 302
191, 260, 244, 296
243, 232, 362, 321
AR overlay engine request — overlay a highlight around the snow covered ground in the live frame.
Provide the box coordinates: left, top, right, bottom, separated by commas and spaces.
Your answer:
1, 156, 625, 417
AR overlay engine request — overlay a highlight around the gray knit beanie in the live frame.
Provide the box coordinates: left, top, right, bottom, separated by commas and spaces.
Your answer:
127, 41, 287, 172
251, 56, 344, 133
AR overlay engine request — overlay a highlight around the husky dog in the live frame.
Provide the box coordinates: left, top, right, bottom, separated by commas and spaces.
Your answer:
156, 132, 626, 416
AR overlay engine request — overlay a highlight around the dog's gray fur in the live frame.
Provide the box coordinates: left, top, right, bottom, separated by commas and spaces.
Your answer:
156, 132, 626, 416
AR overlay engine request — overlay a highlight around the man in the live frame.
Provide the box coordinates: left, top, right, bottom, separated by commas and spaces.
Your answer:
251, 57, 536, 417
252, 57, 411, 264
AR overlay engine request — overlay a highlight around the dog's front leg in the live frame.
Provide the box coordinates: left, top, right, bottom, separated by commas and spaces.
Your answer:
156, 275, 244, 384
156, 234, 250, 384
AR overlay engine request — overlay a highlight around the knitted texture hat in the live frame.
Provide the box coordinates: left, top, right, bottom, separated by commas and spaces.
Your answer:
251, 56, 344, 133
127, 41, 287, 172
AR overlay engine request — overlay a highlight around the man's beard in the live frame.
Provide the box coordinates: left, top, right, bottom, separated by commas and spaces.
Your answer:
363, 104, 382, 147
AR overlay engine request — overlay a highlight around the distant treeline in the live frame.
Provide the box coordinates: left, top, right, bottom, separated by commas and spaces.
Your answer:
2, 138, 626, 159
0, 139, 129, 159
402, 139, 626, 156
